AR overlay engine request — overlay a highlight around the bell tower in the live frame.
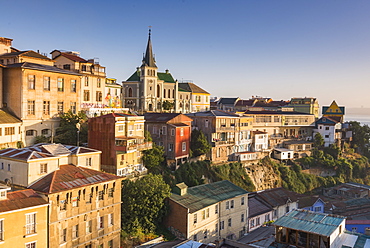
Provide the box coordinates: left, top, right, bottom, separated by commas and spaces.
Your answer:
140, 28, 158, 112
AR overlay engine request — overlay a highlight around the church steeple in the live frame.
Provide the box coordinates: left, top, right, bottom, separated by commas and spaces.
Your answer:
142, 28, 157, 68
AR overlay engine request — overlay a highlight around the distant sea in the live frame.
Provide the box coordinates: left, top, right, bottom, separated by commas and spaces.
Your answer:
345, 108, 370, 126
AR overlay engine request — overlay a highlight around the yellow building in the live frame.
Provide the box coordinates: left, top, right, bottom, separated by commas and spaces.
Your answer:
51, 50, 107, 113
29, 164, 122, 248
0, 185, 49, 248
0, 49, 81, 146
178, 82, 210, 113
88, 113, 152, 176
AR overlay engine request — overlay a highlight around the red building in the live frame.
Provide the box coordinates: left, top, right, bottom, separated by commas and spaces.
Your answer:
144, 113, 192, 166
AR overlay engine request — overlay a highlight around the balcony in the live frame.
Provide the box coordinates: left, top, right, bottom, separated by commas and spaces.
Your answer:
115, 141, 152, 153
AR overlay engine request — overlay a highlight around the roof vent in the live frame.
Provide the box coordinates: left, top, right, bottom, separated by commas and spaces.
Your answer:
174, 182, 188, 196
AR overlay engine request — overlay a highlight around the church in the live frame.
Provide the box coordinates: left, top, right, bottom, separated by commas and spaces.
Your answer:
122, 29, 210, 113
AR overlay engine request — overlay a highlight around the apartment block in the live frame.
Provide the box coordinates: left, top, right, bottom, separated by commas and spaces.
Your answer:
88, 113, 152, 176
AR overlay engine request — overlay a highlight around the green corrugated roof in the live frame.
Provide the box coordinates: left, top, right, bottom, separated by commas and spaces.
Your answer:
158, 72, 176, 83
170, 180, 248, 213
125, 70, 176, 83
273, 209, 345, 237
126, 71, 140, 82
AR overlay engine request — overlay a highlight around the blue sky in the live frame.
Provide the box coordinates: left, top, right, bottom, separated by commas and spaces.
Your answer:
2, 0, 370, 108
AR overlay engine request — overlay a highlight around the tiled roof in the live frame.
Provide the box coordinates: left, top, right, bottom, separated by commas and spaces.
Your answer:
28, 164, 121, 194
0, 50, 52, 61
186, 110, 240, 117
273, 209, 345, 237
178, 83, 209, 94
6, 62, 81, 76
245, 110, 312, 115
255, 187, 299, 207
0, 189, 48, 213
0, 109, 21, 124
170, 180, 248, 213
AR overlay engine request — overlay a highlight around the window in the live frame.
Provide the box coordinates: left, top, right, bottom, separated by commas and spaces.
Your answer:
108, 240, 113, 248
241, 214, 244, 222
256, 217, 260, 225
27, 100, 35, 115
86, 220, 92, 233
85, 76, 89, 86
28, 75, 35, 89
204, 230, 208, 239
352, 227, 358, 232
98, 216, 104, 229
98, 190, 104, 200
41, 129, 49, 135
84, 90, 90, 101
206, 208, 209, 218
81, 65, 86, 71
219, 221, 224, 230
72, 224, 79, 239
57, 101, 64, 113
228, 218, 232, 227
265, 214, 270, 222
40, 163, 47, 174
182, 142, 186, 152
314, 206, 322, 212
215, 223, 218, 233
226, 201, 230, 210
63, 64, 70, 70
5, 127, 15, 135
0, 219, 3, 241
26, 242, 36, 248
57, 78, 64, 92
325, 127, 330, 130
60, 228, 67, 243
71, 80, 76, 92
168, 143, 173, 152
86, 158, 92, 167
43, 101, 50, 115
194, 213, 197, 224
43, 76, 50, 90
26, 213, 36, 235
325, 135, 329, 138
286, 205, 290, 213
1, 163, 3, 170
241, 197, 245, 205
108, 213, 113, 226
96, 91, 102, 102
215, 205, 218, 214
70, 102, 76, 114
193, 234, 197, 241
97, 78, 101, 88
230, 200, 234, 209
108, 188, 114, 198
72, 197, 78, 207
7, 164, 10, 171
180, 128, 184, 136
250, 219, 255, 227
202, 210, 206, 220
171, 129, 175, 136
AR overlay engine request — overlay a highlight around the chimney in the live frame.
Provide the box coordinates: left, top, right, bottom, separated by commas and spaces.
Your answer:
173, 182, 188, 196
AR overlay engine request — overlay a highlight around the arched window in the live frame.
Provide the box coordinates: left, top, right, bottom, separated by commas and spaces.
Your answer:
128, 88, 133, 97
173, 90, 175, 98
168, 89, 171, 98
157, 85, 160, 98
180, 95, 183, 100
163, 89, 166, 98
147, 69, 150, 76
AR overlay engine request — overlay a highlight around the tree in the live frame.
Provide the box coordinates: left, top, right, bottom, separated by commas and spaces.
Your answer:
121, 174, 171, 234
162, 100, 174, 111
190, 129, 211, 157
144, 130, 153, 142
313, 133, 324, 149
350, 121, 370, 157
54, 111, 88, 145
142, 144, 165, 173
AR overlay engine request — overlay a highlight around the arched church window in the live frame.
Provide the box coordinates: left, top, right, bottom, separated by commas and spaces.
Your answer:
168, 89, 171, 98
147, 69, 150, 76
128, 88, 133, 97
163, 89, 166, 98
157, 85, 160, 98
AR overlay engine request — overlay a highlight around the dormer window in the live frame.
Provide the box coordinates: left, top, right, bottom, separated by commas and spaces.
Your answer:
0, 185, 10, 200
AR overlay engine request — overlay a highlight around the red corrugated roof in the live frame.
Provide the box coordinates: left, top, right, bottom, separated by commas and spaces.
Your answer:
60, 52, 87, 62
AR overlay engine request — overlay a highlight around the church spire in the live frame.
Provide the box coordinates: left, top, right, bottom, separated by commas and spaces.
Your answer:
142, 27, 157, 68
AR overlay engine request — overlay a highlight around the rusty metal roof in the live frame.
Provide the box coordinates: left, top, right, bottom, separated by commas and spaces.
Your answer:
273, 209, 345, 237
170, 180, 248, 213
0, 189, 48, 213
28, 164, 121, 194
